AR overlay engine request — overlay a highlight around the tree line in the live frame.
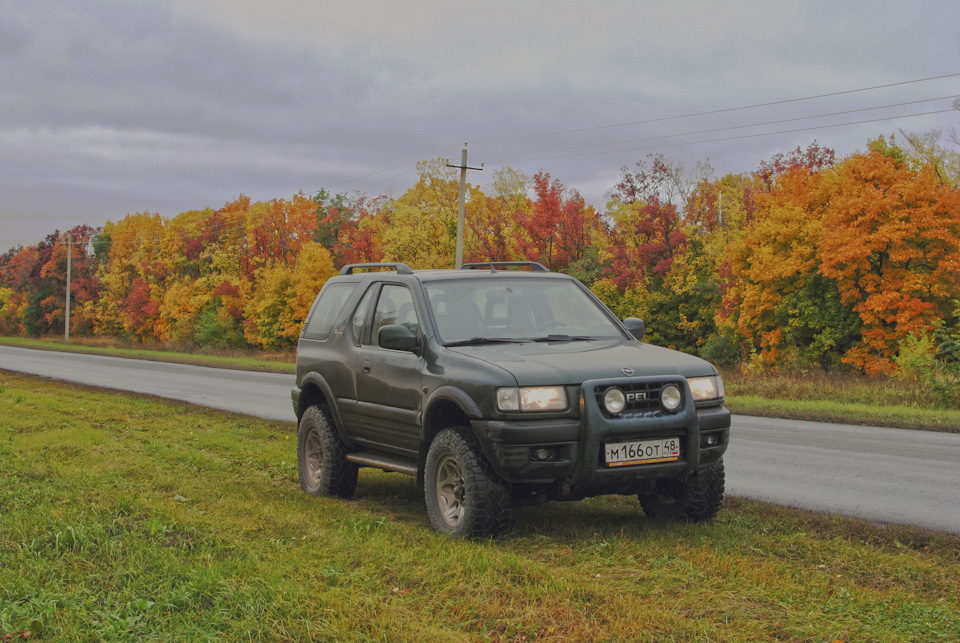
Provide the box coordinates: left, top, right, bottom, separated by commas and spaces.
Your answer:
2, 132, 959, 376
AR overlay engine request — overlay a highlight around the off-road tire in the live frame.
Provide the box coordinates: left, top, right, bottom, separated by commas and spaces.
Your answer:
638, 458, 724, 522
297, 405, 358, 499
424, 427, 509, 538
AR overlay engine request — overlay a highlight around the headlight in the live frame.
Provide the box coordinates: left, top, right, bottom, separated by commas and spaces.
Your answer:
497, 386, 567, 412
688, 375, 724, 402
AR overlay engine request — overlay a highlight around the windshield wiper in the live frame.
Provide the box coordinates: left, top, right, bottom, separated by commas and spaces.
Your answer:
444, 337, 532, 347
531, 334, 593, 342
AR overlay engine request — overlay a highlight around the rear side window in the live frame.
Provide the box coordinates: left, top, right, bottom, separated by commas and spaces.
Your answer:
303, 283, 355, 338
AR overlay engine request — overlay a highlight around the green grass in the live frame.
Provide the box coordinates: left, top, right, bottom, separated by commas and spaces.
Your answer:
724, 369, 960, 433
0, 336, 294, 374
2, 372, 958, 641
725, 394, 960, 433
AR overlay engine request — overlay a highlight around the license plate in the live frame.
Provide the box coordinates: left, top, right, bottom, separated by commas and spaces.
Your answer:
604, 437, 680, 467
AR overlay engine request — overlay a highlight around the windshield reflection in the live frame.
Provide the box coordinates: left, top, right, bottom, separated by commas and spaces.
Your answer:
425, 278, 622, 344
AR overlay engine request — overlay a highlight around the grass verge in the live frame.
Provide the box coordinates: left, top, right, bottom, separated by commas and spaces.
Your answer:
1, 372, 958, 641
726, 395, 960, 433
0, 336, 294, 374
723, 369, 960, 433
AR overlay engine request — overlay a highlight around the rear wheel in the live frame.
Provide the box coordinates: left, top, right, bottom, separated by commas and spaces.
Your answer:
297, 405, 358, 499
424, 427, 509, 537
638, 459, 724, 522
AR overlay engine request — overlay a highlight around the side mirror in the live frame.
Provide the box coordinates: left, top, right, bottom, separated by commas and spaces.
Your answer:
378, 324, 421, 353
623, 317, 645, 340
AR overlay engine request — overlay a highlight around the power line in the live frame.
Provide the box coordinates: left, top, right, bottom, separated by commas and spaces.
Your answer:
477, 96, 958, 163
328, 145, 461, 191
468, 72, 960, 145
477, 107, 955, 165
138, 102, 957, 240
55, 77, 959, 245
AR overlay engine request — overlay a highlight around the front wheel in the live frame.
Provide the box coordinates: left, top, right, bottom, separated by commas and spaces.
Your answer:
423, 427, 509, 538
297, 405, 358, 499
638, 459, 725, 522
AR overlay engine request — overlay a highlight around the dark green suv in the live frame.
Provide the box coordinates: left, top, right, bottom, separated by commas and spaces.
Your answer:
292, 262, 730, 537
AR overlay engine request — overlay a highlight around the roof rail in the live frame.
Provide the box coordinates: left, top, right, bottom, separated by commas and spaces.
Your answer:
461, 261, 549, 272
339, 263, 414, 275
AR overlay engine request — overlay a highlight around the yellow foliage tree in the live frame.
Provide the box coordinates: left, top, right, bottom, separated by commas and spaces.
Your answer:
243, 242, 337, 349
380, 158, 464, 268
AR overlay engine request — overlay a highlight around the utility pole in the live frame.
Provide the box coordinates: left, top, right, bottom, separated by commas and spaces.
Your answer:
65, 232, 72, 345
446, 144, 482, 269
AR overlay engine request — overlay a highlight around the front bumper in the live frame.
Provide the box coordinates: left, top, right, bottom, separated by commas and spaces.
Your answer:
471, 375, 730, 495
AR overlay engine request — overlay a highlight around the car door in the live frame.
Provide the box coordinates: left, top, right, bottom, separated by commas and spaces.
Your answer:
355, 283, 423, 456
328, 283, 377, 436
297, 281, 361, 433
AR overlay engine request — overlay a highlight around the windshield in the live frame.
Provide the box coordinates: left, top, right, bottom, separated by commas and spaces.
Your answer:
425, 277, 624, 344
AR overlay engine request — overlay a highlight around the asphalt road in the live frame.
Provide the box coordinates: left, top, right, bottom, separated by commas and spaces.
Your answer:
2, 344, 958, 534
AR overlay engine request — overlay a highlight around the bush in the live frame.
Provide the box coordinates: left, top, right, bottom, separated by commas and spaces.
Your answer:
192, 307, 247, 349
894, 317, 960, 409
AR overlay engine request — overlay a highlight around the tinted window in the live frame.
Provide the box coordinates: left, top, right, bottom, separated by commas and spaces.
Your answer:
303, 283, 355, 337
351, 286, 377, 344
425, 278, 622, 343
373, 285, 418, 348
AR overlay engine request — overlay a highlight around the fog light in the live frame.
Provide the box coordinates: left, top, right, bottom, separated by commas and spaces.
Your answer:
531, 447, 556, 462
660, 384, 682, 411
701, 433, 721, 448
603, 387, 626, 415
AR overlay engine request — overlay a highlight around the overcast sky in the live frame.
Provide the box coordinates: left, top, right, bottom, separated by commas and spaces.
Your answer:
2, 0, 958, 250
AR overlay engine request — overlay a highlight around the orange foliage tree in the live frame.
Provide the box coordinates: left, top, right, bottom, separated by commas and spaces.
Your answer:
819, 146, 960, 374
718, 164, 862, 368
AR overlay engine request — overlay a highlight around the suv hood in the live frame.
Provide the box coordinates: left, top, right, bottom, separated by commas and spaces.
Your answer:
448, 339, 717, 386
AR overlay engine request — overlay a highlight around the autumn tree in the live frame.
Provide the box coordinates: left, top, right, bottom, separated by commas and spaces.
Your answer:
756, 140, 836, 189
684, 172, 762, 232
602, 153, 713, 292
312, 189, 387, 267
244, 192, 319, 272
0, 246, 41, 335
37, 225, 101, 336
819, 144, 960, 374
337, 200, 387, 266
602, 197, 687, 292
897, 129, 960, 187
517, 171, 599, 272
718, 162, 862, 369
466, 167, 529, 263
380, 158, 463, 268
94, 212, 168, 341
244, 242, 337, 349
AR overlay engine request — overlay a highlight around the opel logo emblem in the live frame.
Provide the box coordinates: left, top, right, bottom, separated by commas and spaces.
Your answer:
621, 367, 635, 376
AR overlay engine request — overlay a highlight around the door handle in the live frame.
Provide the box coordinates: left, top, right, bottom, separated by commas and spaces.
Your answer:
361, 360, 372, 373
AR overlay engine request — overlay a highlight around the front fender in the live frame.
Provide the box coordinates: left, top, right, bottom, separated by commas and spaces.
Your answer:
296, 371, 352, 446
422, 385, 483, 428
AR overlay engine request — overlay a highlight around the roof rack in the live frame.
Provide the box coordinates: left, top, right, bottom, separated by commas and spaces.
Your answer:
461, 261, 549, 272
339, 263, 414, 275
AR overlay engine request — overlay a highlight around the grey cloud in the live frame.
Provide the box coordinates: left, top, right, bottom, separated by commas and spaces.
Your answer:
2, 0, 958, 251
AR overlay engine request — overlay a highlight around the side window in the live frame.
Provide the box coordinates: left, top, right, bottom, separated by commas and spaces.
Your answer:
351, 286, 377, 344
302, 283, 355, 338
373, 285, 418, 348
